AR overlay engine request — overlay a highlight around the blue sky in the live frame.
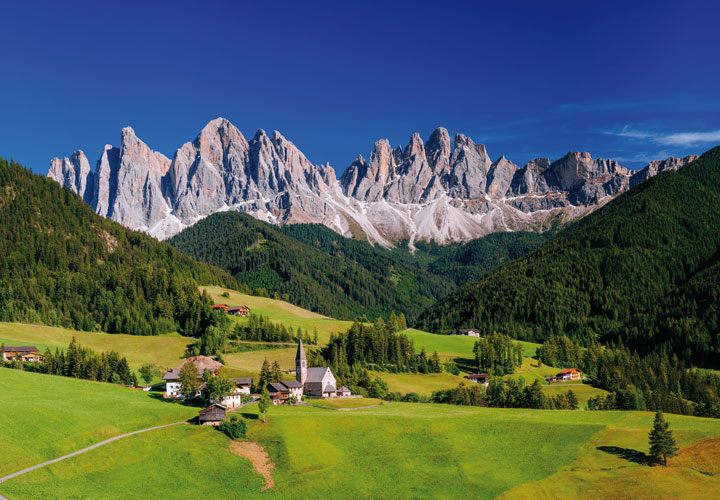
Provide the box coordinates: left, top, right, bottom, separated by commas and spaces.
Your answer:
1, 0, 719, 176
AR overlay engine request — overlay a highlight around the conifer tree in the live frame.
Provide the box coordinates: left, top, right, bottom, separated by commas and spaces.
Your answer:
178, 361, 201, 399
258, 387, 271, 423
258, 359, 271, 390
271, 360, 282, 383
567, 389, 579, 410
649, 411, 678, 466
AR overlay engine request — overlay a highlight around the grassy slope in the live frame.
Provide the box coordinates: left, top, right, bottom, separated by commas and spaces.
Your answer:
0, 323, 188, 370
501, 413, 720, 499
0, 369, 196, 476
307, 397, 383, 409
374, 371, 468, 396
5, 402, 720, 500
201, 285, 354, 344
405, 328, 539, 358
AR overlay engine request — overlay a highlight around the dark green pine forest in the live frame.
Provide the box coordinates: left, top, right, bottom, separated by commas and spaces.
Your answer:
0, 158, 236, 337
169, 210, 551, 323
420, 146, 720, 368
168, 211, 455, 322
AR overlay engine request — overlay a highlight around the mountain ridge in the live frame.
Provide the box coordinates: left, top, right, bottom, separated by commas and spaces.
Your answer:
49, 117, 697, 246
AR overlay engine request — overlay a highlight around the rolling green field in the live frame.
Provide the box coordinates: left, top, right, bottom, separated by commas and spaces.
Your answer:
307, 397, 383, 409
372, 371, 468, 396
3, 382, 719, 500
201, 286, 355, 343
0, 323, 188, 370
404, 328, 540, 358
0, 369, 197, 477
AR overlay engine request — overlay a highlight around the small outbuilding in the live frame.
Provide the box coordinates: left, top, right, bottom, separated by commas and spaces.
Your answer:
198, 403, 227, 426
464, 373, 489, 386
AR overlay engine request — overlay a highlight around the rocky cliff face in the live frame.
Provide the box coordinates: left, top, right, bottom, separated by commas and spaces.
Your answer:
48, 118, 697, 247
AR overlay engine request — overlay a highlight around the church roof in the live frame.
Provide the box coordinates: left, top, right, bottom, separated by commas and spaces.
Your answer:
306, 366, 331, 383
296, 339, 306, 362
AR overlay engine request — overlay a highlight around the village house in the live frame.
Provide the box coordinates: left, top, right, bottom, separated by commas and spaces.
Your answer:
464, 373, 489, 386
163, 355, 224, 398
557, 368, 581, 381
2, 346, 44, 363
456, 328, 481, 337
212, 304, 228, 311
198, 403, 227, 426
547, 368, 582, 382
227, 305, 250, 317
219, 377, 253, 408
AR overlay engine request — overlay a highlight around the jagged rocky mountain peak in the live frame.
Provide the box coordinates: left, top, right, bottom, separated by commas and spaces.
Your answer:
49, 119, 698, 246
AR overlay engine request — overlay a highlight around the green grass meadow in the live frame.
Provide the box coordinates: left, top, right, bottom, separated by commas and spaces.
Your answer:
201, 286, 355, 343
0, 369, 196, 477
2, 370, 719, 500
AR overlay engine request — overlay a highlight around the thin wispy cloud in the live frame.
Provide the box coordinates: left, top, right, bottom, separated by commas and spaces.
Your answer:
655, 130, 720, 146
605, 125, 720, 147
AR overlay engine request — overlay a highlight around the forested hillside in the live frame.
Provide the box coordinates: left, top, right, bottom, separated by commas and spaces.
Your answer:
169, 212, 455, 322
394, 231, 554, 285
420, 146, 720, 367
0, 159, 236, 336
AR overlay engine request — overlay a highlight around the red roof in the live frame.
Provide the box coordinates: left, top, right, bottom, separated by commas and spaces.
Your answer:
560, 368, 580, 374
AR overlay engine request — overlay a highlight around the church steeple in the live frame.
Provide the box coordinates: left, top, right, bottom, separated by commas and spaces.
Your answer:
296, 338, 307, 385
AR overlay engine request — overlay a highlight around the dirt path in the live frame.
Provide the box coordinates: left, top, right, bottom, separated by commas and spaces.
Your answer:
230, 441, 276, 490
0, 420, 187, 500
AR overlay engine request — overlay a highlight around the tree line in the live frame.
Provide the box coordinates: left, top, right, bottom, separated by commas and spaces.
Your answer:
537, 335, 720, 418
432, 378, 579, 410
1, 338, 137, 386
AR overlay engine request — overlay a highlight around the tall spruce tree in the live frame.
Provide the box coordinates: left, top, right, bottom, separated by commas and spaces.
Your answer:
649, 411, 678, 466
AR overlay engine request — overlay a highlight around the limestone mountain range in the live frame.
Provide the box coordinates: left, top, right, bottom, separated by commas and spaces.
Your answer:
48, 117, 697, 247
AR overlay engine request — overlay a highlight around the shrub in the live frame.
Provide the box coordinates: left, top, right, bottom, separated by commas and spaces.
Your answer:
218, 415, 247, 439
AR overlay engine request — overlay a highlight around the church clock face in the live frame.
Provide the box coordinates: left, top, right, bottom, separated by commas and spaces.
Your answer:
301, 361, 306, 368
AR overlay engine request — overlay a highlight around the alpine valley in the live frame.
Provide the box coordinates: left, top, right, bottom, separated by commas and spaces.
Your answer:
48, 117, 696, 247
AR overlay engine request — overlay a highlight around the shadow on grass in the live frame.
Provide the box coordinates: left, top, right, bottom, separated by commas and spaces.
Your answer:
454, 357, 477, 373
239, 412, 260, 420
597, 446, 653, 465
145, 392, 204, 407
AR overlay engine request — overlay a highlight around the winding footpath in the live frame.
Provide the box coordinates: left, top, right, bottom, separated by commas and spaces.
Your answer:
0, 420, 187, 500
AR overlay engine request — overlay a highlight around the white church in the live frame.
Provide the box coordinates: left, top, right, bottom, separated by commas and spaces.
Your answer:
268, 339, 351, 403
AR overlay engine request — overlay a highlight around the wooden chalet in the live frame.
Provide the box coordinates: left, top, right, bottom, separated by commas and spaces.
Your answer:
198, 403, 227, 426
547, 368, 582, 382
2, 346, 44, 363
464, 373, 489, 386
226, 305, 251, 317
456, 328, 481, 337
268, 382, 291, 404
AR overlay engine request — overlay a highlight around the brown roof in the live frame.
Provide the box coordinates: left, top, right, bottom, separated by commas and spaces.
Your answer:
227, 305, 250, 312
233, 377, 253, 386
198, 403, 227, 415
2, 346, 38, 353
465, 373, 489, 379
269, 382, 290, 394
162, 369, 181, 381
282, 380, 303, 388
458, 329, 480, 334
179, 356, 223, 372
